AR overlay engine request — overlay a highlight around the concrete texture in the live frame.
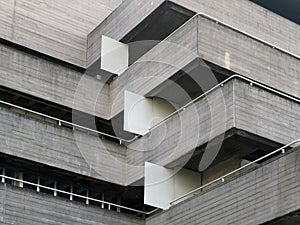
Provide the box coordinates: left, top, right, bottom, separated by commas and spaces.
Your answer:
2, 12, 300, 122
0, 184, 144, 225
0, 106, 127, 185
0, 147, 299, 225
88, 0, 300, 67
109, 15, 198, 117
1, 78, 300, 186
146, 147, 300, 225
110, 14, 300, 118
0, 0, 122, 67
126, 78, 300, 184
0, 42, 110, 119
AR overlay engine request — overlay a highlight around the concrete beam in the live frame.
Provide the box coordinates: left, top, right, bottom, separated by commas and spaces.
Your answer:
87, 0, 300, 67
0, 0, 122, 67
109, 15, 198, 118
0, 106, 127, 185
2, 11, 300, 122
125, 78, 300, 185
0, 78, 300, 186
0, 42, 110, 120
146, 147, 300, 225
0, 184, 144, 225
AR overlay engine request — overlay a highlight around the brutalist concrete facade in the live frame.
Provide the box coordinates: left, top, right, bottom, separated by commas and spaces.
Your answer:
0, 0, 299, 224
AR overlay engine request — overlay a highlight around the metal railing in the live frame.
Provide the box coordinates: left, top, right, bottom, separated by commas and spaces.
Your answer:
195, 12, 300, 60
0, 174, 159, 216
0, 99, 137, 144
117, 10, 299, 74
1, 12, 299, 145
148, 74, 300, 132
1, 74, 300, 145
170, 139, 300, 206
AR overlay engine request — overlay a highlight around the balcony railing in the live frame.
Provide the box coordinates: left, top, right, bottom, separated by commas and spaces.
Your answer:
170, 139, 300, 206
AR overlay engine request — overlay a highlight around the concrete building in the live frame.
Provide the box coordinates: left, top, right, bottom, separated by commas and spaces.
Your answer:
0, 0, 299, 224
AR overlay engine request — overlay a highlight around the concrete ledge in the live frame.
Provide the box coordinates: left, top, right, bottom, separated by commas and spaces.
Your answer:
1, 78, 300, 186
87, 0, 300, 67
0, 184, 144, 225
0, 106, 126, 185
146, 147, 300, 225
126, 78, 300, 184
0, 42, 110, 119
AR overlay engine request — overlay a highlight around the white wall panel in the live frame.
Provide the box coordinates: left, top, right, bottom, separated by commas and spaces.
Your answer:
145, 162, 202, 210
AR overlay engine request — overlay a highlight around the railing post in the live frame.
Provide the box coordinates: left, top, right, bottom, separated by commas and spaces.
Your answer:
117, 197, 121, 213
86, 190, 89, 205
12, 172, 24, 188
54, 181, 57, 196
70, 186, 73, 201
101, 193, 105, 209
36, 176, 40, 192
1, 168, 5, 183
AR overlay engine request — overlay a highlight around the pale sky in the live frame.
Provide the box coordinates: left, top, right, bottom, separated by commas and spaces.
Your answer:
251, 0, 300, 24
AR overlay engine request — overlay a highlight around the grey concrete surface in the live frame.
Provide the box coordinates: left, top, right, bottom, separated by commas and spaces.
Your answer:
146, 147, 300, 225
0, 80, 300, 185
0, 106, 127, 185
0, 0, 122, 67
1, 78, 299, 186
2, 12, 300, 122
126, 78, 300, 184
0, 184, 144, 225
109, 15, 198, 117
0, 42, 110, 120
109, 14, 300, 119
88, 0, 300, 67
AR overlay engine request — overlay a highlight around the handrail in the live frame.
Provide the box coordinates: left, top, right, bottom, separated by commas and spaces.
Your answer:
196, 12, 300, 60
0, 99, 137, 143
0, 174, 159, 215
1, 74, 300, 145
151, 12, 300, 62
1, 13, 299, 144
170, 138, 300, 206
148, 74, 300, 132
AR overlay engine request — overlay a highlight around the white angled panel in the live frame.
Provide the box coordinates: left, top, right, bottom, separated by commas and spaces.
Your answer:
124, 91, 153, 135
144, 162, 173, 210
144, 162, 202, 210
124, 91, 175, 135
101, 35, 128, 75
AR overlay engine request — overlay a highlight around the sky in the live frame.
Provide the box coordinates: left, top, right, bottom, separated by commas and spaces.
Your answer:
250, 0, 300, 24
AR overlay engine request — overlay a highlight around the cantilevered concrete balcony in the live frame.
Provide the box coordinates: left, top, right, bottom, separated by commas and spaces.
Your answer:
126, 77, 300, 185
108, 14, 300, 120
1, 76, 300, 187
1, 6, 299, 125
88, 0, 300, 67
146, 147, 300, 225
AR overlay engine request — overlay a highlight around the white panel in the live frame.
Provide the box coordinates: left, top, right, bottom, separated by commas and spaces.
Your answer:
144, 162, 174, 210
101, 35, 128, 75
124, 91, 153, 135
124, 91, 175, 135
145, 162, 202, 210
